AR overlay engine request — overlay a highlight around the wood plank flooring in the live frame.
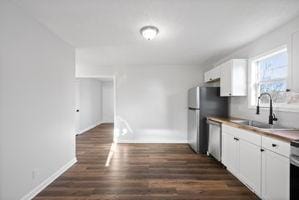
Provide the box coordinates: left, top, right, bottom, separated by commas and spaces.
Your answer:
35, 123, 258, 200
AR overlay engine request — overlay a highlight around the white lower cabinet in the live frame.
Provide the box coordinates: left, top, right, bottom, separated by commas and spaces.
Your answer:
221, 125, 290, 199
239, 140, 261, 196
261, 147, 290, 200
222, 128, 261, 196
222, 131, 239, 175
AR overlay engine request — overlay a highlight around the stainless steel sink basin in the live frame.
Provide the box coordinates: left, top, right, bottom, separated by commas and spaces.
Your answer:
230, 119, 294, 130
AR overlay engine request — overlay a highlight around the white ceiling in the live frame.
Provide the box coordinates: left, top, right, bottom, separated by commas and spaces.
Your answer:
13, 0, 299, 67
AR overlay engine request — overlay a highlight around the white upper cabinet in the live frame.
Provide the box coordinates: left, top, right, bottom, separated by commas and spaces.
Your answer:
204, 59, 247, 96
289, 31, 299, 92
204, 66, 221, 82
219, 61, 232, 96
220, 59, 247, 96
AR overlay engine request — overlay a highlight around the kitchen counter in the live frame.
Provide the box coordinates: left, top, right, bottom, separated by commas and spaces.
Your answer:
207, 116, 299, 142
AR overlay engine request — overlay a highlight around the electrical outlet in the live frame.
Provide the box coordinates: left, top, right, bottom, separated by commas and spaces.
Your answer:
32, 168, 40, 180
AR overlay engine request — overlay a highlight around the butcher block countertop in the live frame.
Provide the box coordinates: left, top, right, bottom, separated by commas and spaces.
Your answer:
207, 116, 299, 143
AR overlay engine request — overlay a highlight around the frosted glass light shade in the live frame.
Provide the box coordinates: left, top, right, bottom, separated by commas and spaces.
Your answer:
140, 26, 159, 40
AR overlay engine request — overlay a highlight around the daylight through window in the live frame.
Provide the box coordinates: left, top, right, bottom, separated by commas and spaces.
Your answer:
250, 47, 288, 106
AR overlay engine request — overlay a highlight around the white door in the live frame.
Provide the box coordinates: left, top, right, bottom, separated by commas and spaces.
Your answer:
239, 140, 262, 196
75, 80, 80, 135
220, 61, 232, 96
262, 149, 290, 200
222, 132, 239, 176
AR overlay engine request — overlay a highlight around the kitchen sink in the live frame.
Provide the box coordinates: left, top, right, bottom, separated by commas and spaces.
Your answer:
230, 119, 294, 130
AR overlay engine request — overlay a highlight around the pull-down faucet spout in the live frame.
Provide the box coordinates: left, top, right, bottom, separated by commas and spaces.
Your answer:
256, 93, 278, 125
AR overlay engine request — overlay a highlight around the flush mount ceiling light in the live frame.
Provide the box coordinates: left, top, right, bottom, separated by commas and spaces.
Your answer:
140, 25, 159, 40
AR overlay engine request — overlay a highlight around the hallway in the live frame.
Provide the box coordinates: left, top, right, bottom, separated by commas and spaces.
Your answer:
35, 124, 257, 200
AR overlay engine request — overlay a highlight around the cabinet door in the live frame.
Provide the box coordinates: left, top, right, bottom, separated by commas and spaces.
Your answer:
211, 66, 221, 80
204, 70, 213, 82
262, 149, 290, 200
231, 60, 247, 96
221, 131, 230, 167
290, 31, 299, 92
222, 131, 239, 176
204, 66, 221, 82
239, 140, 262, 196
220, 61, 232, 96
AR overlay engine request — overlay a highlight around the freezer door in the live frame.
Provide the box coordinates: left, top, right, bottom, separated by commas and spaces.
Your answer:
188, 109, 200, 153
188, 87, 200, 109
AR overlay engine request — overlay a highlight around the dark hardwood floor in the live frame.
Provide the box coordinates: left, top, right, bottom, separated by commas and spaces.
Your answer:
35, 123, 258, 200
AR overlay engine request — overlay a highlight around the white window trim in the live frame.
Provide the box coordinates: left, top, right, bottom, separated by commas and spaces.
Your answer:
248, 45, 299, 113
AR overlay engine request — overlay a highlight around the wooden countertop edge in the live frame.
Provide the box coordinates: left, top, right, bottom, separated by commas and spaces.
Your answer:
207, 117, 299, 143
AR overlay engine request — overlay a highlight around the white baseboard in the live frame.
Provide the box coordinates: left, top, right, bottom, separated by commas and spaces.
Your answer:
117, 139, 188, 144
77, 122, 102, 135
115, 130, 188, 144
20, 157, 77, 200
101, 121, 114, 124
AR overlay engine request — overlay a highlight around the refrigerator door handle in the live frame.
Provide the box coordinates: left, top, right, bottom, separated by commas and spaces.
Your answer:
196, 109, 200, 153
188, 107, 200, 110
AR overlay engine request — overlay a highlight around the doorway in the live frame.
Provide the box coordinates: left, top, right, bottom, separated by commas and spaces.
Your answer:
75, 77, 115, 135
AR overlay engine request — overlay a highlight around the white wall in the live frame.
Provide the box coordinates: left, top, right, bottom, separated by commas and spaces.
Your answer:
77, 65, 204, 143
209, 15, 299, 129
0, 1, 76, 199
102, 81, 114, 123
76, 79, 103, 134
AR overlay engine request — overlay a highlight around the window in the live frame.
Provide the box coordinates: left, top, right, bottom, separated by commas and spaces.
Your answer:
249, 46, 295, 108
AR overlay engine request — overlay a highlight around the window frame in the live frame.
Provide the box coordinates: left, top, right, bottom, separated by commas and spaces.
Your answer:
248, 45, 299, 112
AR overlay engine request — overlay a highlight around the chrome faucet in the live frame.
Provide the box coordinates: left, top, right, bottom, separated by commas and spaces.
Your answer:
256, 93, 278, 125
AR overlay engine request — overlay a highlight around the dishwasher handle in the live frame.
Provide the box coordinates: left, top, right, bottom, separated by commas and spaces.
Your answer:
207, 119, 221, 126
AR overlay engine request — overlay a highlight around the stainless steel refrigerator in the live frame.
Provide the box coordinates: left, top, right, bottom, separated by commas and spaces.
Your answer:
187, 87, 228, 153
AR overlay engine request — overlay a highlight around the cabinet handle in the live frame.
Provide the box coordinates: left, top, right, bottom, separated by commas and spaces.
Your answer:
286, 89, 291, 92
234, 137, 239, 141
229, 93, 232, 96
272, 144, 277, 147
260, 149, 264, 152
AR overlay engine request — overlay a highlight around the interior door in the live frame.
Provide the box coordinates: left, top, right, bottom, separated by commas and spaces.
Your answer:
188, 109, 200, 153
75, 80, 80, 135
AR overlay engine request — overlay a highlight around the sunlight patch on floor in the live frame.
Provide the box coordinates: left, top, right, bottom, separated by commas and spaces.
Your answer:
105, 142, 117, 167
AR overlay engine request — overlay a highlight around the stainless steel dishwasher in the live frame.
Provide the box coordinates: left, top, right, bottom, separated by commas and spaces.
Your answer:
207, 119, 222, 161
